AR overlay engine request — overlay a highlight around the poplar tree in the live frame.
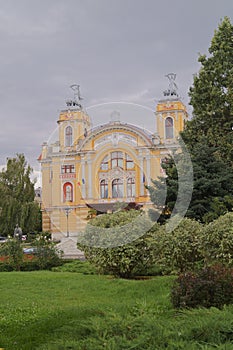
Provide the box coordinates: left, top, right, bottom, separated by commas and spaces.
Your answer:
0, 154, 41, 235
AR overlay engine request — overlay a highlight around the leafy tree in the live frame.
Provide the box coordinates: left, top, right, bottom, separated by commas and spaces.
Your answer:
182, 16, 233, 164
0, 154, 42, 235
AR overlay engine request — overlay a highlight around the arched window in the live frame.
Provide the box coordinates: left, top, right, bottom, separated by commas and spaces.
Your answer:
165, 117, 174, 139
112, 178, 123, 198
65, 126, 73, 147
111, 152, 123, 168
100, 179, 108, 198
127, 178, 135, 197
63, 182, 73, 202
99, 152, 136, 199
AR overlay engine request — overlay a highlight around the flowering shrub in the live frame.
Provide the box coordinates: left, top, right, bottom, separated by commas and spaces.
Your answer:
171, 264, 233, 309
152, 218, 203, 273
0, 234, 63, 271
31, 234, 63, 269
199, 212, 233, 266
78, 210, 156, 278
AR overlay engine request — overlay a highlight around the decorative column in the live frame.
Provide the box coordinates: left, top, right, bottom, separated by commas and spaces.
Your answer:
138, 150, 144, 196
87, 154, 92, 199
145, 151, 151, 187
81, 155, 86, 199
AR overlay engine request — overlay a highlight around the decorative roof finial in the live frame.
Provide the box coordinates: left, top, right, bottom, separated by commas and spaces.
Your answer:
66, 84, 83, 109
110, 110, 120, 123
163, 73, 179, 98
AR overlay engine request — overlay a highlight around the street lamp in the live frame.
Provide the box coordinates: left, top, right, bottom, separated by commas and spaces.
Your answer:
64, 207, 72, 237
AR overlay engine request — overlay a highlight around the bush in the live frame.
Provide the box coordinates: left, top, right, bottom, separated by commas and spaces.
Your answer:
77, 210, 156, 278
171, 264, 233, 309
0, 261, 14, 272
199, 212, 233, 266
0, 235, 63, 271
0, 238, 23, 271
152, 218, 203, 273
31, 235, 63, 270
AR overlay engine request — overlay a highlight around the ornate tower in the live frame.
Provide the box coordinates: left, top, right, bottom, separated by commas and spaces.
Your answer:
156, 74, 188, 143
58, 85, 91, 152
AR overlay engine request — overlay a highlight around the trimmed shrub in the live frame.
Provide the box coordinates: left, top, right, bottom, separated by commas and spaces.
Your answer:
171, 264, 233, 309
199, 212, 233, 266
78, 210, 157, 278
152, 218, 203, 273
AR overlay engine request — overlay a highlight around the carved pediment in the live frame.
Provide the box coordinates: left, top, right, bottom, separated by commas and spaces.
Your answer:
99, 167, 135, 181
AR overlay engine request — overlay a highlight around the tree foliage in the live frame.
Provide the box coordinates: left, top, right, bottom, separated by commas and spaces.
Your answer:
148, 140, 233, 223
0, 154, 42, 235
187, 140, 233, 222
182, 16, 233, 164
148, 17, 233, 223
147, 156, 178, 223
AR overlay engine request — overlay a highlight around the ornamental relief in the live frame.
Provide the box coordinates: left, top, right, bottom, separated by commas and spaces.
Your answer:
94, 132, 137, 150
99, 168, 135, 182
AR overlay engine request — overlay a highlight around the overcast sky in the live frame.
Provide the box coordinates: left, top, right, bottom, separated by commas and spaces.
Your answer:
0, 0, 232, 178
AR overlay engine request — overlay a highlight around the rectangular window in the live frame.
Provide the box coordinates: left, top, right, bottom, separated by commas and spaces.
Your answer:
61, 165, 75, 174
111, 152, 123, 169
100, 156, 109, 170
126, 154, 134, 170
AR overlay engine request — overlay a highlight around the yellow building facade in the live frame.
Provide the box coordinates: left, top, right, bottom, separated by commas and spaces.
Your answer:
39, 77, 188, 238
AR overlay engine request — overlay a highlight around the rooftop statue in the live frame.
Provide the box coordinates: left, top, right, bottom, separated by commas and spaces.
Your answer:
66, 84, 83, 109
163, 73, 179, 97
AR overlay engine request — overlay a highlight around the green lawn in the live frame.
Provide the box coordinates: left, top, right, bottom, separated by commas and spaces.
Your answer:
0, 272, 233, 349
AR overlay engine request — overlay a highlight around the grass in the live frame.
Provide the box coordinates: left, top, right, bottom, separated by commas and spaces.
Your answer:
0, 271, 233, 349
51, 260, 97, 274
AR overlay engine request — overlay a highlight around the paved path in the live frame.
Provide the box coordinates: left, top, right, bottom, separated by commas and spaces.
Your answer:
57, 237, 85, 260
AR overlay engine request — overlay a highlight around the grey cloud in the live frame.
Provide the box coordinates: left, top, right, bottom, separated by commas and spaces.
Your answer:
0, 0, 232, 169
